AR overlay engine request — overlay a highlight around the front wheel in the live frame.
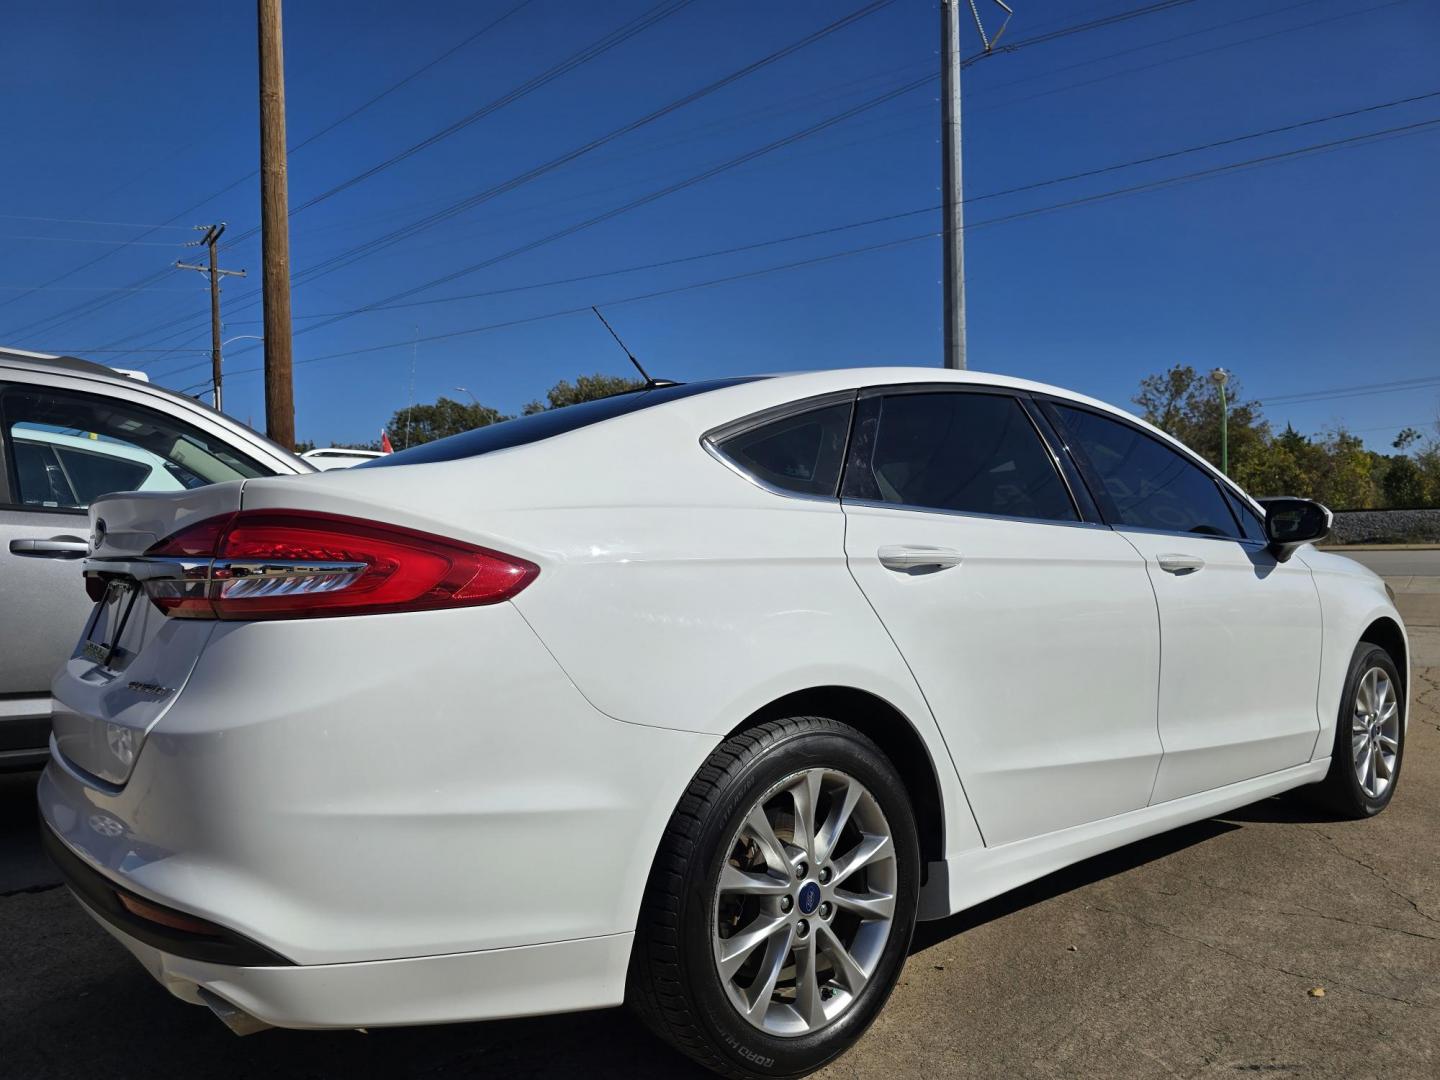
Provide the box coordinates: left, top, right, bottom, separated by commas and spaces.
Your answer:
628, 716, 920, 1078
1314, 642, 1405, 818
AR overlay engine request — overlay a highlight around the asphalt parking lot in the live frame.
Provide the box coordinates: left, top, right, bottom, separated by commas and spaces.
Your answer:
3, 625, 1436, 1078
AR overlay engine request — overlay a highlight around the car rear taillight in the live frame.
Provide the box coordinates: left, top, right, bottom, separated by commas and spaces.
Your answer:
143, 511, 537, 620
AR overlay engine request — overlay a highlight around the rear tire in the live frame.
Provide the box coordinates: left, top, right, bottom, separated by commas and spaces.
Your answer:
628, 716, 919, 1079
1314, 642, 1405, 818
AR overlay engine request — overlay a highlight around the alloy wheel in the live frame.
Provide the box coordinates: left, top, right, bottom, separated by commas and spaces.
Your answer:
711, 767, 897, 1037
1351, 665, 1400, 799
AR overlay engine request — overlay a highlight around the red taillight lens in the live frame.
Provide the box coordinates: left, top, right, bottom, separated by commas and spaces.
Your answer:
144, 511, 538, 620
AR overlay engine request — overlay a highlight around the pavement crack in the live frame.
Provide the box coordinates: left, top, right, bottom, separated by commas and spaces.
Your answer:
1083, 900, 1435, 1010
1163, 876, 1440, 942
1301, 828, 1440, 927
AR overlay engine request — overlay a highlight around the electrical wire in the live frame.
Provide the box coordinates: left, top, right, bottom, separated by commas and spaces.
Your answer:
0, 0, 539, 337
142, 111, 1440, 381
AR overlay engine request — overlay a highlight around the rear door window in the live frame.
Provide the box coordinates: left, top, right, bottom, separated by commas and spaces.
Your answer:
841, 391, 1078, 522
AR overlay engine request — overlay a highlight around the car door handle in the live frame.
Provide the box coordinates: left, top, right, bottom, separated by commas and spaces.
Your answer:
877, 545, 963, 573
1157, 553, 1205, 575
9, 536, 89, 559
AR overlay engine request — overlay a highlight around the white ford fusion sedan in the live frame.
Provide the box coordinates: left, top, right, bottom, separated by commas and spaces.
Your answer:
40, 368, 1407, 1077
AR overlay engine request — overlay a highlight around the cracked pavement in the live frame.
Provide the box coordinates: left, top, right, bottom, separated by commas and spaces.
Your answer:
2, 670, 1435, 1079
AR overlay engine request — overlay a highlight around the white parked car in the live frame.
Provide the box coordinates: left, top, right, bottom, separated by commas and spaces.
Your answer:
300, 447, 387, 470
39, 368, 1407, 1077
0, 349, 309, 770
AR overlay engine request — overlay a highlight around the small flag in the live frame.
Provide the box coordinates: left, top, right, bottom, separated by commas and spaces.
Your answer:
380, 429, 394, 454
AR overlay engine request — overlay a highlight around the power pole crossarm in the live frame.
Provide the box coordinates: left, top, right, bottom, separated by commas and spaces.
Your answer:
258, 0, 295, 449
176, 223, 245, 412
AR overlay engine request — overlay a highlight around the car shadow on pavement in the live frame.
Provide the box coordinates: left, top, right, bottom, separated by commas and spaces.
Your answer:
909, 817, 1238, 954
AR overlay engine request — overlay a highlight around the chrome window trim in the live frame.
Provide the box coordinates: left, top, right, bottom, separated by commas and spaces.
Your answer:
700, 390, 858, 504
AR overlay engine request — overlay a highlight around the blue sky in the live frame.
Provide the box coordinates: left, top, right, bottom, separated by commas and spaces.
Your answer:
1, 0, 1436, 449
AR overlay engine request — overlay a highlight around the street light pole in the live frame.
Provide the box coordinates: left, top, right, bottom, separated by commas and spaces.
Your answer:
1211, 367, 1230, 475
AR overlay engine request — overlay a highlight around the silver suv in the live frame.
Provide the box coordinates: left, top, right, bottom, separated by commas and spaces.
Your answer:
0, 349, 309, 768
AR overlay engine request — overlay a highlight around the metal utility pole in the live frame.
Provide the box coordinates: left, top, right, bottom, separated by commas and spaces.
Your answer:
176, 224, 246, 412
257, 0, 295, 449
941, 1, 1012, 370
940, 0, 966, 370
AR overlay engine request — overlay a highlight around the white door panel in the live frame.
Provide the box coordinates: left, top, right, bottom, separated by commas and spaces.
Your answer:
843, 504, 1162, 846
1123, 532, 1323, 802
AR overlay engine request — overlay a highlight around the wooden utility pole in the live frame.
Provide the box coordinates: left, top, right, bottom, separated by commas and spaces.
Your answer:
940, 0, 967, 370
176, 224, 246, 412
257, 0, 295, 448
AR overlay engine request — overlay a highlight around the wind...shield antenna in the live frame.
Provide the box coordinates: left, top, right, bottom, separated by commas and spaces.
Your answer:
590, 306, 673, 388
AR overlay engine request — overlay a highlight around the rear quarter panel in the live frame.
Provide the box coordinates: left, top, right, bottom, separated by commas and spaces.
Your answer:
238, 403, 985, 862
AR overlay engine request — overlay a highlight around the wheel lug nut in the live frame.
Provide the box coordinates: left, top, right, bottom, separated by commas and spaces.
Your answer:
795, 861, 808, 879
780, 896, 793, 913
819, 867, 831, 884
796, 919, 809, 938
819, 901, 833, 919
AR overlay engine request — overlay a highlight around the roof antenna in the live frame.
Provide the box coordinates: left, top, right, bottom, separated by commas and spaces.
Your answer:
591, 306, 674, 389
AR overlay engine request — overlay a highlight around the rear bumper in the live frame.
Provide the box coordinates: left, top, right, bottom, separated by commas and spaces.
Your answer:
39, 601, 716, 987
74, 885, 632, 1029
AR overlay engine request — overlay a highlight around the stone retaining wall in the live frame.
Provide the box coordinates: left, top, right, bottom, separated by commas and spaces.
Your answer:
1327, 508, 1440, 545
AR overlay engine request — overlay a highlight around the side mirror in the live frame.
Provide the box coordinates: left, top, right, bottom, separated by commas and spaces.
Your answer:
1258, 497, 1332, 562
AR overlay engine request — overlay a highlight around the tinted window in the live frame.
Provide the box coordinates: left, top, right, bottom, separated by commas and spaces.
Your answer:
842, 392, 1077, 522
52, 446, 151, 504
713, 402, 851, 496
1054, 405, 1240, 537
2, 387, 268, 511
361, 378, 761, 468
1222, 487, 1267, 543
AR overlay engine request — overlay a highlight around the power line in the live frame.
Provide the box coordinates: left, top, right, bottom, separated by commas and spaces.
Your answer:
0, 234, 185, 247
181, 89, 1440, 323
1260, 375, 1440, 407
962, 0, 1199, 66
147, 110, 1440, 382
0, 214, 193, 230
80, 0, 1425, 360
242, 73, 938, 352
222, 0, 701, 248
0, 0, 538, 337
98, 0, 909, 356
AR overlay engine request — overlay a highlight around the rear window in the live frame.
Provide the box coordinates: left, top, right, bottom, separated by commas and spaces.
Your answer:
359, 378, 760, 469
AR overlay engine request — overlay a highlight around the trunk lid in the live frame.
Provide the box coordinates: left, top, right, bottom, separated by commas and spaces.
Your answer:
50, 482, 245, 786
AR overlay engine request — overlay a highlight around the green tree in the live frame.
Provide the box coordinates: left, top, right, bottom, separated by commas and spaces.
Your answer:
1393, 427, 1423, 451
522, 372, 644, 415
1132, 365, 1271, 490
1309, 427, 1378, 509
1382, 454, 1425, 507
387, 396, 508, 448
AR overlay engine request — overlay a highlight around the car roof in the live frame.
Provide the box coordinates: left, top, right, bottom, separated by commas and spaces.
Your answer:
0, 348, 314, 473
